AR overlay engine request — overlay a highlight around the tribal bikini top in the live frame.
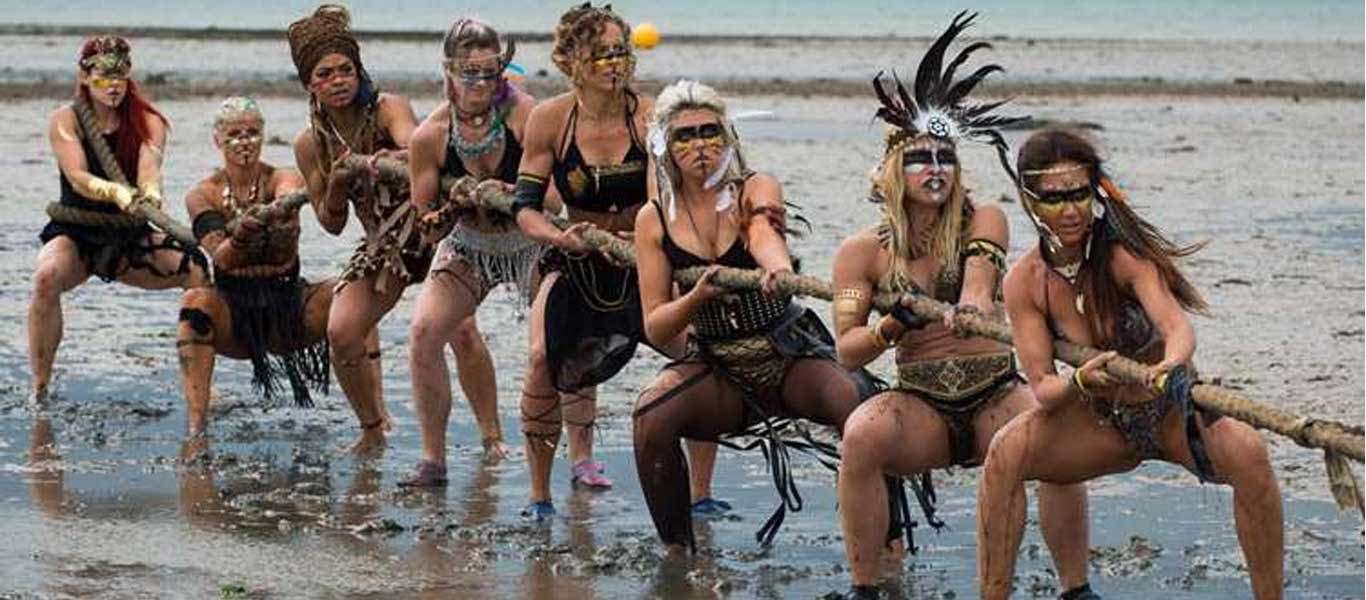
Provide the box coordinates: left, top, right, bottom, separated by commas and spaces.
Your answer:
1042, 266, 1159, 357
552, 91, 648, 214
444, 108, 522, 184
652, 198, 788, 340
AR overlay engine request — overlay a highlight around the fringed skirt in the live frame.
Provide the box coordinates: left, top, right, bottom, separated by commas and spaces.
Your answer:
216, 265, 329, 407
430, 224, 543, 309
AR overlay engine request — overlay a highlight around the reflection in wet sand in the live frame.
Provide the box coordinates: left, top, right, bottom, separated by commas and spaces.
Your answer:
26, 416, 64, 518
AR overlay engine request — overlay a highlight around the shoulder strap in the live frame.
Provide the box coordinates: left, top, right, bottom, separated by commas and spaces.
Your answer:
72, 99, 130, 185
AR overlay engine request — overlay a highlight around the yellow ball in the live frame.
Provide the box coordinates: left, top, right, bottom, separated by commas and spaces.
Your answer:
632, 22, 661, 50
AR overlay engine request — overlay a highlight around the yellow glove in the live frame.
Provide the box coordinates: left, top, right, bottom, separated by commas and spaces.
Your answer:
85, 177, 136, 212
136, 181, 164, 210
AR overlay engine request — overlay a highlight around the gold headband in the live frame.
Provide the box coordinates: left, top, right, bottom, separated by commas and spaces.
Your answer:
1021, 163, 1087, 176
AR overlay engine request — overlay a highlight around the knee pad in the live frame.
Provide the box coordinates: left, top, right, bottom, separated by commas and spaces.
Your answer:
178, 308, 213, 336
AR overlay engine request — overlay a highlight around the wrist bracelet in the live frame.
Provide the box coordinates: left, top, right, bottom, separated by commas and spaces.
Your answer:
1072, 369, 1091, 398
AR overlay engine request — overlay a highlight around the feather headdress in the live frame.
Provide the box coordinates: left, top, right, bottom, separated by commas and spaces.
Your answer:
872, 11, 1027, 179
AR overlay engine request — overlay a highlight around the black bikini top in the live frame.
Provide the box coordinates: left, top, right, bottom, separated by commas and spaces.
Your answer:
444, 107, 522, 184
652, 200, 759, 271
551, 91, 648, 213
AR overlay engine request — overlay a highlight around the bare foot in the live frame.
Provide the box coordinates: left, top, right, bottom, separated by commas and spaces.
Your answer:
482, 437, 510, 462
179, 436, 210, 465
27, 385, 49, 409
347, 428, 387, 457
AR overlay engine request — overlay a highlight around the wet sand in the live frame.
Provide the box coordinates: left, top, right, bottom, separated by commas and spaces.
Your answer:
0, 92, 1361, 598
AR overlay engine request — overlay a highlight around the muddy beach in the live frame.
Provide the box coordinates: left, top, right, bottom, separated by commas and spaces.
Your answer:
0, 87, 1362, 599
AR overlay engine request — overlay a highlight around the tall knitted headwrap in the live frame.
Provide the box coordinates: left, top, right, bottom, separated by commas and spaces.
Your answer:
287, 4, 367, 90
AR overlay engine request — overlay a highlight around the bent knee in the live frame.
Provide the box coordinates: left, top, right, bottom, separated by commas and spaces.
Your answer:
1208, 421, 1272, 473
450, 319, 484, 352
983, 417, 1034, 472
327, 317, 372, 354
840, 412, 899, 471
409, 314, 453, 351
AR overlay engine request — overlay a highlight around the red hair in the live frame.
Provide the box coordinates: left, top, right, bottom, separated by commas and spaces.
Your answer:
75, 36, 169, 180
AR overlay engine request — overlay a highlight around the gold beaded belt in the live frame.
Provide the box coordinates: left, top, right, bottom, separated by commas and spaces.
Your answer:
896, 352, 1015, 404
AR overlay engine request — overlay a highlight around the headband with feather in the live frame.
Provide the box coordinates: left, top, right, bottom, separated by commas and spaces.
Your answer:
872, 11, 1027, 179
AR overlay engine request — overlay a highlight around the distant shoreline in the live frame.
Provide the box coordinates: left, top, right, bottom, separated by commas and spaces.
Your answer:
3, 23, 1363, 46
0, 77, 1359, 102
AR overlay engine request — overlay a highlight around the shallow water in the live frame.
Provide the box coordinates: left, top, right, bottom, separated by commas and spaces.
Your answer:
0, 93, 1362, 598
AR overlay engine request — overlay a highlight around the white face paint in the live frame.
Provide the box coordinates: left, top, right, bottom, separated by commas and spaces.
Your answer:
901, 139, 958, 207
215, 118, 265, 167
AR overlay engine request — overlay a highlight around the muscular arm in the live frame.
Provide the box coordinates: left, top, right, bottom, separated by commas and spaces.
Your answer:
407, 112, 445, 213
507, 92, 564, 215
1113, 246, 1197, 368
49, 107, 117, 201
514, 100, 570, 245
134, 113, 168, 193
184, 181, 242, 269
377, 93, 419, 150
832, 232, 891, 369
185, 181, 226, 251
959, 203, 1009, 311
741, 173, 794, 274
1004, 261, 1079, 414
636, 204, 704, 348
293, 130, 347, 235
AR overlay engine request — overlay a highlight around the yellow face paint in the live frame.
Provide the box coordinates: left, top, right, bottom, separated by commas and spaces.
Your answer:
1028, 185, 1094, 218
88, 75, 128, 90
668, 122, 725, 154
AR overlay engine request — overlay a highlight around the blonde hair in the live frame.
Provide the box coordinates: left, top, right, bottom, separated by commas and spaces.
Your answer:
648, 80, 748, 219
871, 129, 971, 292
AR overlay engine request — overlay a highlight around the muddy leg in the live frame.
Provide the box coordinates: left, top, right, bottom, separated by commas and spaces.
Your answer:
1165, 417, 1284, 599
450, 315, 505, 456
521, 272, 562, 507
410, 271, 481, 468
632, 364, 740, 553
686, 440, 718, 503
328, 278, 391, 455
177, 288, 228, 436
839, 392, 951, 587
27, 237, 88, 398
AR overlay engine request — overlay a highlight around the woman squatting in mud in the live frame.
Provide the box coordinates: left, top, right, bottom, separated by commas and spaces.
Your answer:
975, 128, 1284, 600
30, 35, 202, 402
177, 97, 333, 435
632, 79, 879, 553
830, 14, 1092, 600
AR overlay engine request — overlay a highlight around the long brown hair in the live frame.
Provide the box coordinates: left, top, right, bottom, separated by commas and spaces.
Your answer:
75, 36, 168, 180
1017, 129, 1207, 347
